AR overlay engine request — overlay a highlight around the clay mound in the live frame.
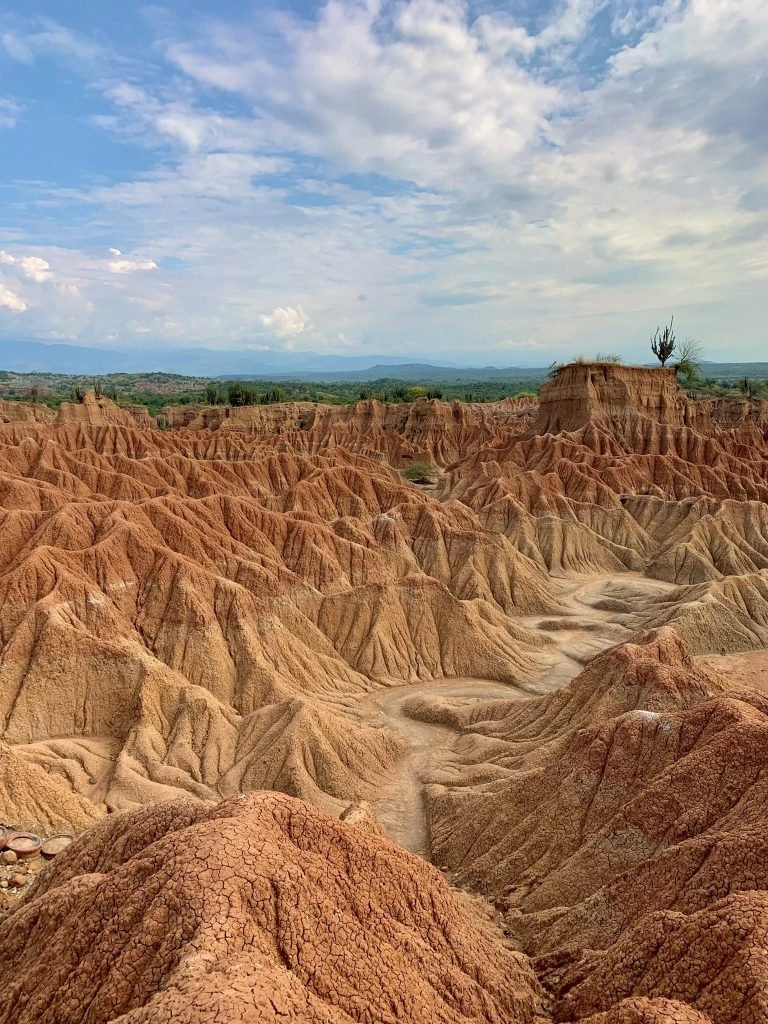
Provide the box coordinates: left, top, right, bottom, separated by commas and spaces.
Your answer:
534, 361, 768, 440
544, 892, 768, 1024
107, 683, 405, 813
0, 740, 102, 832
409, 629, 768, 1023
4, 375, 767, 589
54, 391, 149, 428
634, 570, 768, 652
307, 576, 548, 684
640, 498, 768, 583
0, 791, 545, 1024
433, 367, 768, 580
0, 398, 54, 425
575, 999, 712, 1024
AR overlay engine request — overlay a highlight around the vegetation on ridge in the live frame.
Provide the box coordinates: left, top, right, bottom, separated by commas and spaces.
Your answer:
1, 354, 767, 413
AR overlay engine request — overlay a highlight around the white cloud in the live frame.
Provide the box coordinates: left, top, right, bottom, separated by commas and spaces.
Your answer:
106, 249, 158, 274
259, 305, 312, 345
1, 31, 33, 62
0, 283, 28, 313
1, 1, 767, 360
0, 98, 21, 129
0, 250, 51, 282
166, 0, 564, 192
79, 153, 288, 208
1, 21, 104, 66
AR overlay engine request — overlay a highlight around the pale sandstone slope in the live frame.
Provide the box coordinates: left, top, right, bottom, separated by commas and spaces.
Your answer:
0, 403, 554, 820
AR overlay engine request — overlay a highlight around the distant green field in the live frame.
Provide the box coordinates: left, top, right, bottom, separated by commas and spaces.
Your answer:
695, 363, 768, 381
0, 362, 766, 412
0, 369, 546, 410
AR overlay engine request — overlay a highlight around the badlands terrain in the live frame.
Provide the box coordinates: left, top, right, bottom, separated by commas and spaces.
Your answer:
1, 362, 768, 1023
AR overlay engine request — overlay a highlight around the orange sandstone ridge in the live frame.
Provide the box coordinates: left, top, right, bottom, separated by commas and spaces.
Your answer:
0, 366, 767, 1023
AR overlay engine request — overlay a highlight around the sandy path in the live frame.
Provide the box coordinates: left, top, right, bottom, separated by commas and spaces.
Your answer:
365, 573, 675, 857
365, 678, 525, 856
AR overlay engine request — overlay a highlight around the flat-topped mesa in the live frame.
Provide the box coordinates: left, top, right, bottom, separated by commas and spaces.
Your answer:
533, 362, 693, 434
54, 390, 151, 428
0, 397, 55, 425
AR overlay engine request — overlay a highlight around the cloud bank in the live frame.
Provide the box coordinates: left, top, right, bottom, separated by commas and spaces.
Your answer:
0, 0, 766, 362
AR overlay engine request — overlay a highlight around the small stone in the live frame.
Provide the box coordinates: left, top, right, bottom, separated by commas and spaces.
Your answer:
27, 859, 44, 873
0, 879, 8, 889
1, 850, 17, 865
10, 872, 26, 888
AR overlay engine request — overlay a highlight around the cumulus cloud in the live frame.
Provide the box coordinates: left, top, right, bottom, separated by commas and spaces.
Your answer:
0, 282, 28, 313
166, 0, 563, 192
1, 1, 767, 359
106, 249, 158, 274
259, 305, 312, 344
0, 250, 51, 282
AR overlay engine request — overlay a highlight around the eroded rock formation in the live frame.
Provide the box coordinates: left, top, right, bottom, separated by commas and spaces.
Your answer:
0, 792, 546, 1024
415, 629, 768, 1023
1, 367, 767, 1023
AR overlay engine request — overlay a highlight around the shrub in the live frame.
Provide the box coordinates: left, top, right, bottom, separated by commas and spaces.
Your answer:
739, 377, 764, 400
403, 461, 437, 484
674, 338, 704, 387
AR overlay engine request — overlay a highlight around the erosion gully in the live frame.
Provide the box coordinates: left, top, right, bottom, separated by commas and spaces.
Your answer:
364, 573, 676, 859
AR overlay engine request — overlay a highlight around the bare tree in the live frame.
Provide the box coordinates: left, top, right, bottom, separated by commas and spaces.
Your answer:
651, 316, 676, 366
674, 337, 703, 386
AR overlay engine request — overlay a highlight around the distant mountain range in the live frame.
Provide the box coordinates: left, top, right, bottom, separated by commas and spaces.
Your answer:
0, 340, 472, 376
1, 340, 765, 383
223, 363, 548, 382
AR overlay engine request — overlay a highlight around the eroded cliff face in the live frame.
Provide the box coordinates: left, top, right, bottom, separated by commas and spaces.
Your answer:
0, 410, 555, 826
533, 362, 767, 436
533, 364, 691, 433
53, 392, 153, 428
162, 395, 538, 466
0, 398, 55, 425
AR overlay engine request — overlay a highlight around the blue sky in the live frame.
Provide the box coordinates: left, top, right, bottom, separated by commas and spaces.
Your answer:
1, 0, 766, 364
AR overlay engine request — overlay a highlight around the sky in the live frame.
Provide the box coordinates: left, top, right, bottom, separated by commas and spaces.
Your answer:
0, 0, 766, 365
